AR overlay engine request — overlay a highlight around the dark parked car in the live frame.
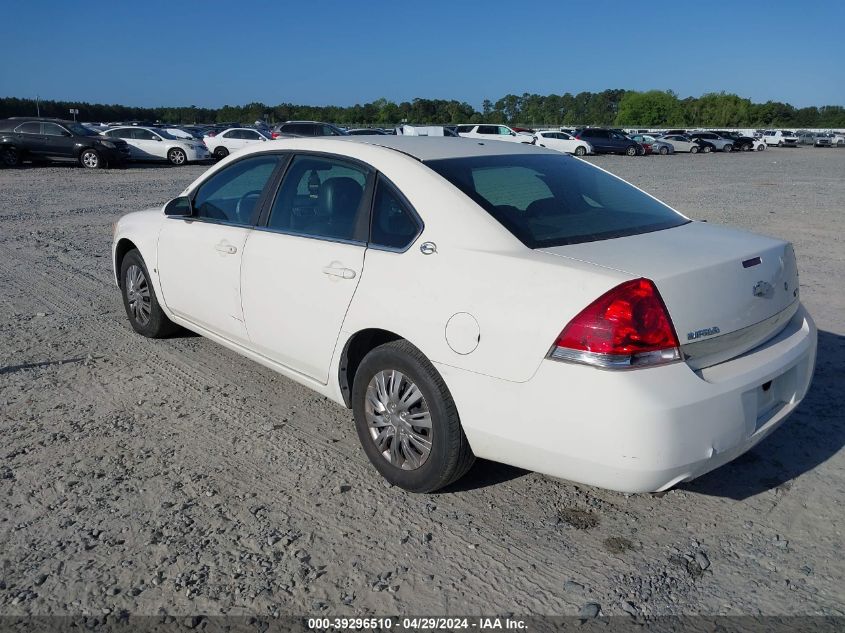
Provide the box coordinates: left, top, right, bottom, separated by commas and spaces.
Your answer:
713, 131, 756, 152
0, 117, 131, 168
688, 132, 733, 152
574, 128, 642, 156
271, 121, 349, 138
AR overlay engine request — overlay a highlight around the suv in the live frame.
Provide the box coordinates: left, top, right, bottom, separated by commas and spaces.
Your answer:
762, 130, 799, 147
0, 117, 131, 168
456, 124, 534, 144
688, 132, 734, 152
272, 121, 349, 138
574, 128, 642, 156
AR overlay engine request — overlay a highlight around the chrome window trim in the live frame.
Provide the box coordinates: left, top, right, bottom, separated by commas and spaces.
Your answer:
251, 224, 366, 247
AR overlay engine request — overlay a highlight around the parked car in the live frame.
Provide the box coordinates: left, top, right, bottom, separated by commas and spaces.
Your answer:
713, 131, 756, 152
204, 127, 271, 158
0, 117, 131, 168
112, 137, 816, 494
812, 133, 833, 147
796, 131, 816, 145
751, 138, 767, 151
347, 128, 389, 135
628, 134, 675, 155
101, 126, 210, 165
534, 130, 592, 156
763, 130, 799, 147
456, 124, 534, 144
656, 134, 704, 154
688, 132, 734, 152
272, 121, 349, 138
830, 132, 845, 146
574, 128, 642, 156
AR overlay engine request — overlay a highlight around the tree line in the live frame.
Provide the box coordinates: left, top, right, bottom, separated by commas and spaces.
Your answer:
1, 90, 843, 128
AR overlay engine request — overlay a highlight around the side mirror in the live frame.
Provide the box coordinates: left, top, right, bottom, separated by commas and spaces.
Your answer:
164, 196, 192, 217
510, 132, 516, 136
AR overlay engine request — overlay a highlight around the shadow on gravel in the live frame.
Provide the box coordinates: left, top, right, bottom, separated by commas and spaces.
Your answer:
681, 329, 845, 500
439, 458, 529, 493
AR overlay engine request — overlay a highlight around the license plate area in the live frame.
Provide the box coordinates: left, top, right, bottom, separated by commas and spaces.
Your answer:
753, 366, 796, 432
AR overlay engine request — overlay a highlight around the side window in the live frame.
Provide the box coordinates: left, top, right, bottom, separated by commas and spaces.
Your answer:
15, 122, 41, 134
498, 126, 512, 135
192, 155, 282, 224
133, 129, 157, 140
42, 123, 67, 136
370, 177, 421, 250
476, 125, 497, 135
267, 155, 368, 241
456, 125, 474, 134
105, 129, 122, 138
243, 130, 261, 140
321, 125, 339, 136
222, 130, 237, 138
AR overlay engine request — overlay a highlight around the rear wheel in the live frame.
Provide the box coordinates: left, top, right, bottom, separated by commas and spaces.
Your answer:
120, 250, 178, 338
625, 145, 637, 156
723, 144, 733, 152
574, 145, 586, 156
659, 146, 669, 155
352, 340, 475, 493
80, 148, 101, 169
702, 145, 712, 153
757, 143, 765, 151
168, 148, 187, 165
213, 146, 229, 159
742, 142, 752, 151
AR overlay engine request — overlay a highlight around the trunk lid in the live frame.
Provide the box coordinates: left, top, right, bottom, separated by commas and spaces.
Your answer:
540, 222, 800, 368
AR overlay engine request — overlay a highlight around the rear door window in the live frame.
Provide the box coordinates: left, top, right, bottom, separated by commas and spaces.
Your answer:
14, 122, 41, 134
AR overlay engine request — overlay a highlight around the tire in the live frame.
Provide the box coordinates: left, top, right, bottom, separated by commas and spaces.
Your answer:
120, 249, 179, 338
723, 144, 733, 152
574, 145, 586, 156
625, 145, 637, 156
757, 144, 765, 151
1, 145, 21, 167
742, 143, 752, 151
168, 148, 187, 166
80, 148, 101, 169
213, 146, 229, 159
777, 141, 783, 147
690, 145, 699, 154
702, 145, 712, 153
352, 340, 475, 493
659, 146, 669, 155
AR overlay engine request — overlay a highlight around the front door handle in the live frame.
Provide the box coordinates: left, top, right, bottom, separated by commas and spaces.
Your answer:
215, 241, 237, 255
322, 265, 356, 280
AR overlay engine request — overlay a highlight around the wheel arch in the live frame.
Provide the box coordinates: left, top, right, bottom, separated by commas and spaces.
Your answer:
114, 238, 139, 288
337, 328, 406, 407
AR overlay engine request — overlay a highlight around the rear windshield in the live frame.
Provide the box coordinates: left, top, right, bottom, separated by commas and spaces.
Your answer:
425, 154, 688, 248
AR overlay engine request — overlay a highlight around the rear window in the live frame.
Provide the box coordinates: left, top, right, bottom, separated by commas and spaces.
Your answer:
425, 154, 688, 248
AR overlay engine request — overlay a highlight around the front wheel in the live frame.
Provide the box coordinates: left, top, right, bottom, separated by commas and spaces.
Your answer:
352, 340, 475, 493
659, 146, 669, 155
625, 145, 637, 156
690, 145, 700, 154
777, 141, 783, 147
723, 144, 733, 152
742, 143, 752, 151
80, 148, 101, 169
757, 143, 765, 151
168, 148, 187, 165
574, 145, 586, 156
120, 250, 179, 338
702, 145, 712, 153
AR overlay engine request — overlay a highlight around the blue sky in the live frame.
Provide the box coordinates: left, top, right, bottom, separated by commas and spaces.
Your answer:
2, 0, 843, 109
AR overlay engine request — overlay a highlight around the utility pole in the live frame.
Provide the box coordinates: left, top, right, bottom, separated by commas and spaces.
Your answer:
36, 95, 40, 117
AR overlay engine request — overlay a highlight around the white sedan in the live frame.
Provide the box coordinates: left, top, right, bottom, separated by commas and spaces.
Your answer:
112, 137, 817, 494
456, 124, 534, 144
101, 126, 210, 165
534, 130, 592, 156
203, 127, 271, 159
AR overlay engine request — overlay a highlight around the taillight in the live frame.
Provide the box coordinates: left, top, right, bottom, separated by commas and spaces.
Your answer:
208, 131, 216, 137
548, 278, 681, 369
271, 132, 280, 139
575, 134, 581, 139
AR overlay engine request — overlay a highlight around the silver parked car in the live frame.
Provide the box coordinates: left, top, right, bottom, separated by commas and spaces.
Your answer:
813, 133, 833, 147
688, 132, 734, 152
629, 134, 675, 155
658, 134, 704, 153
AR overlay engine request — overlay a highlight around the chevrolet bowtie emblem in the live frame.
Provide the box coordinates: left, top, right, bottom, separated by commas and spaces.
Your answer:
753, 281, 773, 298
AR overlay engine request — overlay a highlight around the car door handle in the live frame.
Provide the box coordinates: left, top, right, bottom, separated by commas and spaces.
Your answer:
215, 241, 237, 255
322, 265, 356, 280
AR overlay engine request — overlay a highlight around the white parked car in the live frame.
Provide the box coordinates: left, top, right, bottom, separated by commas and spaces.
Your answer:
763, 130, 799, 147
455, 124, 534, 144
204, 127, 271, 158
112, 137, 817, 494
751, 138, 767, 151
534, 130, 592, 156
101, 126, 210, 165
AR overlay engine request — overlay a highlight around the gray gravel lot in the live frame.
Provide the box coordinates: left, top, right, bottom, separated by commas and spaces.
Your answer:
0, 147, 843, 618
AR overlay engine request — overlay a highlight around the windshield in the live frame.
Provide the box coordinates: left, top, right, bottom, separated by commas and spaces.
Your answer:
66, 122, 98, 136
426, 154, 689, 248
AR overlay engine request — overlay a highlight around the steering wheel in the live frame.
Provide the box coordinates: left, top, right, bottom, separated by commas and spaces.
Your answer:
235, 190, 263, 223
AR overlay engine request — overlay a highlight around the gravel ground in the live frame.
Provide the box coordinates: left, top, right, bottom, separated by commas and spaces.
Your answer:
0, 147, 843, 619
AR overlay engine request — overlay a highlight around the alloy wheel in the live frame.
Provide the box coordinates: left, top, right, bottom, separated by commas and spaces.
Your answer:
170, 149, 186, 165
82, 150, 99, 168
364, 370, 432, 470
125, 264, 151, 325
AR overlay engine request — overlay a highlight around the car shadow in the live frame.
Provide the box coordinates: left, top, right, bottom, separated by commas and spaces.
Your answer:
438, 459, 529, 493
680, 328, 844, 500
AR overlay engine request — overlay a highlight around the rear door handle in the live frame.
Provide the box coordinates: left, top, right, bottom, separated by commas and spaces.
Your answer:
322, 265, 356, 280
215, 241, 237, 255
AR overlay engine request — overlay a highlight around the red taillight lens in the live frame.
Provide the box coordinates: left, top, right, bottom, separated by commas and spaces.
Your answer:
271, 132, 280, 138
549, 278, 681, 369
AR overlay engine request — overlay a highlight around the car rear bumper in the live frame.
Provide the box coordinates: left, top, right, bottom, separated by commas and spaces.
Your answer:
439, 303, 817, 493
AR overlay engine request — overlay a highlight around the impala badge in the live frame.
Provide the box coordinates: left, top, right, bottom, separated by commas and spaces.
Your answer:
753, 281, 774, 298
687, 326, 721, 341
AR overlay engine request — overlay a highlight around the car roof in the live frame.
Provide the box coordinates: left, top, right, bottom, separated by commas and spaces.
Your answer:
332, 135, 557, 161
